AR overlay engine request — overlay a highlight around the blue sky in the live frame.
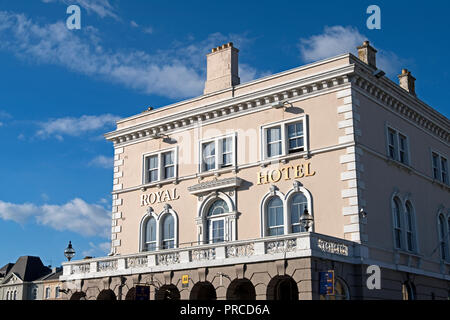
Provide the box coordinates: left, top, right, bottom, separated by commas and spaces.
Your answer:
0, 0, 448, 267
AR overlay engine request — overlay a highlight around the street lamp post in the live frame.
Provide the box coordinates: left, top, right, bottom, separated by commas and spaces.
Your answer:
299, 208, 314, 232
64, 241, 76, 261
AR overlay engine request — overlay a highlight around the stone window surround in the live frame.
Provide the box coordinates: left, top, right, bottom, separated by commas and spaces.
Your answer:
139, 205, 179, 252
259, 182, 313, 237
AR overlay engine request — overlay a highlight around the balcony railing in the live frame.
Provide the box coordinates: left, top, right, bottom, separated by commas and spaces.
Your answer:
61, 232, 362, 281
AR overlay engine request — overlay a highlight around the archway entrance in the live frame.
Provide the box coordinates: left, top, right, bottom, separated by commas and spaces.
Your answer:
70, 291, 86, 300
266, 275, 298, 300
226, 278, 256, 300
155, 284, 180, 300
97, 289, 117, 300
125, 287, 136, 300
190, 281, 217, 300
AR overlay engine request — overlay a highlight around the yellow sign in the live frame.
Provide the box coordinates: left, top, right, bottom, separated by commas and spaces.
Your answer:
257, 161, 315, 185
182, 275, 189, 288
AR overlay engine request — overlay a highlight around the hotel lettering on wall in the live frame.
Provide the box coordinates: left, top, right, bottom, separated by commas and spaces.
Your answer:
257, 161, 316, 185
140, 188, 180, 206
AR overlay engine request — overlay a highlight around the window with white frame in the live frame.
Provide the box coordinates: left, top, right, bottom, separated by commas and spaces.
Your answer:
267, 197, 284, 236
144, 217, 157, 251
290, 193, 308, 233
206, 199, 230, 243
438, 214, 448, 261
45, 287, 51, 299
405, 201, 416, 252
262, 117, 306, 160
161, 214, 175, 249
387, 127, 409, 165
200, 135, 235, 172
13, 290, 16, 300
144, 149, 176, 184
432, 152, 449, 185
392, 198, 403, 249
32, 288, 37, 300
55, 287, 60, 298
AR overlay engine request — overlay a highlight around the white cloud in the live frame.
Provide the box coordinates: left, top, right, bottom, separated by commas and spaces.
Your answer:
36, 114, 119, 140
0, 12, 265, 98
298, 25, 404, 77
130, 20, 139, 28
42, 0, 119, 20
82, 241, 110, 257
0, 110, 11, 119
0, 198, 111, 237
298, 26, 365, 62
0, 201, 37, 224
89, 155, 113, 169
0, 122, 3, 127
143, 27, 153, 34
0, 11, 205, 98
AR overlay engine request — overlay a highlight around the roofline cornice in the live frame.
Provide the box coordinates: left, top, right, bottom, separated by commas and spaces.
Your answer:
115, 53, 352, 125
105, 65, 355, 145
349, 56, 449, 144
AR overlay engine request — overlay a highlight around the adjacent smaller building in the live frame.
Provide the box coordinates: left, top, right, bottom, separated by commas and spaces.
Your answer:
0, 256, 62, 300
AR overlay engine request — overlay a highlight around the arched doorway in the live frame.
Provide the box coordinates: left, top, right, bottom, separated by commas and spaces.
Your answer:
70, 291, 86, 300
125, 287, 136, 300
402, 281, 416, 300
266, 275, 298, 300
97, 289, 117, 300
190, 281, 217, 300
155, 284, 180, 300
226, 278, 256, 300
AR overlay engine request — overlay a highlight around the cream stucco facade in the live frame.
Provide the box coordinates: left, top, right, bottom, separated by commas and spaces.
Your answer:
60, 41, 450, 300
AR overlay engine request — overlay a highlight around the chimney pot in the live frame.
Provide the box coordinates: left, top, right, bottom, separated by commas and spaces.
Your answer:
398, 69, 416, 96
357, 40, 377, 68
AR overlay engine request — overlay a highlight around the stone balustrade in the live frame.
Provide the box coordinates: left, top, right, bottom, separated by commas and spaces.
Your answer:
61, 232, 363, 281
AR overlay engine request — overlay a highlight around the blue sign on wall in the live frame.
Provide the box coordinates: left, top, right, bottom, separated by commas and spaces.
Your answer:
135, 285, 150, 301
319, 270, 335, 295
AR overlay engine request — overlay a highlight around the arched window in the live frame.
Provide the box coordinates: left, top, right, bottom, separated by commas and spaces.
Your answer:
206, 199, 230, 244
13, 290, 16, 300
45, 287, 51, 299
392, 198, 403, 249
6, 291, 9, 300
402, 282, 416, 300
267, 197, 284, 236
161, 214, 175, 249
405, 201, 416, 252
438, 214, 448, 260
290, 193, 307, 233
144, 217, 157, 251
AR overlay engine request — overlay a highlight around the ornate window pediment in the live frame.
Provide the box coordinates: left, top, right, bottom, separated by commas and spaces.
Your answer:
188, 177, 242, 196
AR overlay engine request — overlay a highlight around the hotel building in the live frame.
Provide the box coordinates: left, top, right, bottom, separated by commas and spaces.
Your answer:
60, 41, 450, 300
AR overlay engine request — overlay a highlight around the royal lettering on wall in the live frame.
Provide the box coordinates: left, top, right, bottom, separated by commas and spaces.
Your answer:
140, 188, 180, 207
257, 161, 316, 185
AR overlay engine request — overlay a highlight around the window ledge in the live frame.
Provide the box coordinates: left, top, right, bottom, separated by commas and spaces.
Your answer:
431, 179, 450, 190
260, 151, 310, 167
197, 167, 237, 179
140, 178, 178, 191
386, 158, 413, 173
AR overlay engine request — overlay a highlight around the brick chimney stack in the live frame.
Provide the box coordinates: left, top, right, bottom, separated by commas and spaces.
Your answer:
204, 42, 240, 95
357, 41, 377, 69
398, 69, 416, 96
